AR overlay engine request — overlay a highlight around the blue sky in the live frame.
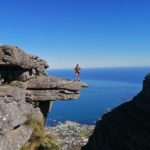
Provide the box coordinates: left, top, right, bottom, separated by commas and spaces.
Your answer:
0, 0, 150, 68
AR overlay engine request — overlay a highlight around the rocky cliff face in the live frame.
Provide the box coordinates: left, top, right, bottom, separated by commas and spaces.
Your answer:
83, 74, 150, 150
0, 45, 87, 150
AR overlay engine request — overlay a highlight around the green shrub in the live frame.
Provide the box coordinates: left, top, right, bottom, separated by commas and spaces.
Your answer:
79, 130, 92, 138
38, 134, 60, 150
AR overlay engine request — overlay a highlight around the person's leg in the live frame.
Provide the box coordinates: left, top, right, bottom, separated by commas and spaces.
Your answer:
75, 73, 78, 81
77, 73, 80, 81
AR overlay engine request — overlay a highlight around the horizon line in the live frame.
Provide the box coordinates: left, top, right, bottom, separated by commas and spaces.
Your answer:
46, 65, 150, 70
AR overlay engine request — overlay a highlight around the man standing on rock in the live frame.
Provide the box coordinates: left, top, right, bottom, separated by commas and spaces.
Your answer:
75, 64, 81, 81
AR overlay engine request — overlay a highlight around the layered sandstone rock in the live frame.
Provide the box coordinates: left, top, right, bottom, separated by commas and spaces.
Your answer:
27, 76, 87, 101
0, 45, 87, 150
0, 45, 49, 70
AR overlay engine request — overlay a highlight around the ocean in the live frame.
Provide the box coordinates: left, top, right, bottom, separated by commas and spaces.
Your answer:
46, 67, 150, 125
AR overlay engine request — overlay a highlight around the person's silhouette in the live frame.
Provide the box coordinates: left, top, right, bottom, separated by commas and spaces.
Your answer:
75, 64, 81, 81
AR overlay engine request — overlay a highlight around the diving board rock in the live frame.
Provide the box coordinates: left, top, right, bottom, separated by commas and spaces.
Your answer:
27, 76, 87, 91
27, 76, 87, 101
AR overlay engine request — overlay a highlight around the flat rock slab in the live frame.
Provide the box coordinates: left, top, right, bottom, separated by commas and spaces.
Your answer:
27, 76, 87, 101
27, 76, 88, 91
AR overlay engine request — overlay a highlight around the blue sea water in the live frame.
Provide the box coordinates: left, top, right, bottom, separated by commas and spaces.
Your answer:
46, 67, 150, 125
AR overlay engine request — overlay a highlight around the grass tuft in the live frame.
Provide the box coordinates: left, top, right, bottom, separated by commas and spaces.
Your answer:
20, 114, 60, 150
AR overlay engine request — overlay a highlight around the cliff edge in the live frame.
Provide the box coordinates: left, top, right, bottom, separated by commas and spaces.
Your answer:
83, 74, 150, 150
0, 45, 87, 150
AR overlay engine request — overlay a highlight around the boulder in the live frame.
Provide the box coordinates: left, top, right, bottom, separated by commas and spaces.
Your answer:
0, 125, 33, 150
0, 45, 49, 74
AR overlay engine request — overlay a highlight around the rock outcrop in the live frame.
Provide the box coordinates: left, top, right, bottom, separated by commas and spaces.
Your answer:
83, 74, 150, 150
0, 45, 87, 150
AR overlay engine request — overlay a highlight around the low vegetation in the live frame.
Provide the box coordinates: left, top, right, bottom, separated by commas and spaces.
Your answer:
78, 130, 92, 138
20, 114, 60, 150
